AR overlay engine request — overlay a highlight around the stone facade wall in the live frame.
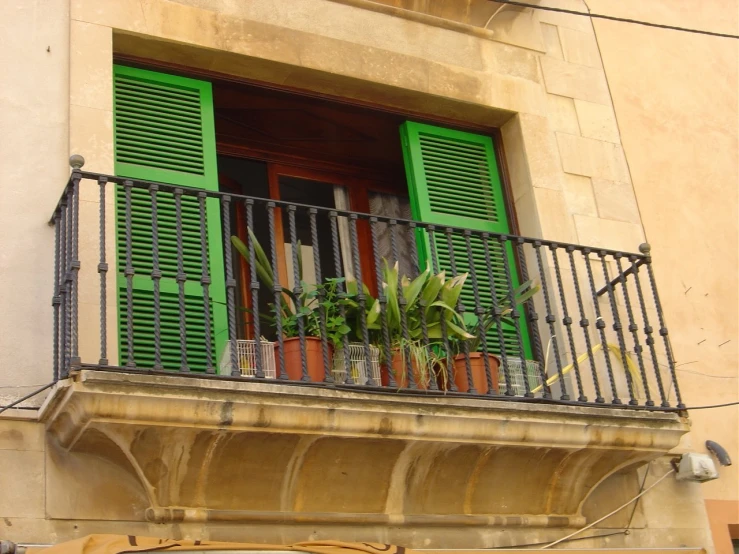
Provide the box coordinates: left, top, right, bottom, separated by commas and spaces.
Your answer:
585, 3, 739, 552
0, 0, 70, 406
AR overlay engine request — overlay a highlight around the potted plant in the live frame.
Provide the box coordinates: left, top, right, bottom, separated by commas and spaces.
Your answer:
275, 276, 353, 381
367, 260, 474, 390
450, 280, 540, 394
232, 232, 352, 382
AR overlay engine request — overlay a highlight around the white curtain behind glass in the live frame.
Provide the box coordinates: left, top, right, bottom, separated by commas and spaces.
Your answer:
369, 192, 414, 279
333, 186, 355, 282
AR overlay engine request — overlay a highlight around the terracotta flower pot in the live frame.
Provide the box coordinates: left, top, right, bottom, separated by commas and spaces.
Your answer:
452, 353, 500, 394
381, 349, 434, 390
277, 336, 331, 382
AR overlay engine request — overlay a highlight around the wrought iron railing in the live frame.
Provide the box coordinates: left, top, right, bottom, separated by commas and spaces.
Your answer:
50, 160, 684, 410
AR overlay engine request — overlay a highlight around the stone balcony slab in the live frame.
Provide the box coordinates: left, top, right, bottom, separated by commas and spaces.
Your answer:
41, 370, 688, 530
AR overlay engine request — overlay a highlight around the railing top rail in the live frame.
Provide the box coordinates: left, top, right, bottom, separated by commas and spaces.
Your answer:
51, 170, 649, 260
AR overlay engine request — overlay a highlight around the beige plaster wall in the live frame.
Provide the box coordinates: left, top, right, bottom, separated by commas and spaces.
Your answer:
588, 0, 739, 524
0, 0, 70, 405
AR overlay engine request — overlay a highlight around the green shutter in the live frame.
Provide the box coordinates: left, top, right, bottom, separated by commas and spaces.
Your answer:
113, 65, 227, 371
400, 121, 532, 359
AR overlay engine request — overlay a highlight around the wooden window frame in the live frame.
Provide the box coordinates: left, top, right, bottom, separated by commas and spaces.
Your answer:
222, 157, 386, 339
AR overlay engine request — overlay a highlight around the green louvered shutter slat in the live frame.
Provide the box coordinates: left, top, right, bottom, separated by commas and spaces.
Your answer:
114, 65, 227, 371
400, 121, 532, 360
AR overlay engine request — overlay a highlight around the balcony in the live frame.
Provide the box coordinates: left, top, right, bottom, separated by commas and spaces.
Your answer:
41, 164, 688, 537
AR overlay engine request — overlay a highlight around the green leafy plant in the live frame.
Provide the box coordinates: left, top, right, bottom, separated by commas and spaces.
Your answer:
231, 232, 353, 348
453, 279, 540, 354
369, 259, 474, 342
364, 260, 475, 386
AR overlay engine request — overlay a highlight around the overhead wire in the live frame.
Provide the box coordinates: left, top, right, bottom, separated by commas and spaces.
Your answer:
491, 0, 739, 39
0, 382, 55, 416
493, 531, 627, 549
540, 468, 677, 548
679, 400, 739, 410
626, 463, 651, 528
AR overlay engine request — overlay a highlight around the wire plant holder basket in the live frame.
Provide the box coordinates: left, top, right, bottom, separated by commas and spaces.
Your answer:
499, 358, 542, 396
332, 343, 381, 385
219, 339, 277, 378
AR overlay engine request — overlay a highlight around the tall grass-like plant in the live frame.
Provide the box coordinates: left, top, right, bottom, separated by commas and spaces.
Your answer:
367, 260, 474, 387
231, 232, 353, 348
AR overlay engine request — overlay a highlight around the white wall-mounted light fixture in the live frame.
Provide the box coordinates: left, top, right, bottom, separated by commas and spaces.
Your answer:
674, 453, 719, 482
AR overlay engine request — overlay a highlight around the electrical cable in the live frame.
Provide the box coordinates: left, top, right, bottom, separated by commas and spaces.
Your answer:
494, 531, 626, 549
490, 0, 739, 39
626, 463, 650, 529
679, 400, 739, 410
676, 368, 738, 379
540, 468, 676, 549
494, 465, 654, 550
0, 382, 55, 416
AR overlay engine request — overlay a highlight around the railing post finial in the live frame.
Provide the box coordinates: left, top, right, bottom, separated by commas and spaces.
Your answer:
69, 154, 85, 170
639, 243, 651, 255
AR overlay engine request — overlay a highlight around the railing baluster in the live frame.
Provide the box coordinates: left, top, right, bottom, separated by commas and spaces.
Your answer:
501, 236, 531, 397
309, 208, 332, 383
583, 248, 620, 404
52, 209, 61, 381
66, 189, 74, 374
428, 227, 455, 391
615, 254, 652, 407
464, 231, 488, 394
516, 239, 550, 398
70, 174, 81, 369
427, 225, 440, 274
391, 219, 415, 388
407, 222, 420, 278
174, 188, 189, 373
599, 251, 637, 405
199, 192, 215, 373
640, 244, 684, 409
630, 256, 669, 407
567, 247, 602, 403
149, 185, 163, 371
534, 241, 568, 400
370, 217, 395, 388
123, 180, 136, 368
482, 234, 511, 395
221, 195, 239, 376
268, 202, 287, 379
410, 222, 436, 390
287, 205, 309, 381
59, 198, 68, 377
447, 229, 473, 393
550, 244, 585, 402
329, 210, 352, 383
244, 200, 263, 378
97, 176, 108, 366
349, 214, 374, 385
